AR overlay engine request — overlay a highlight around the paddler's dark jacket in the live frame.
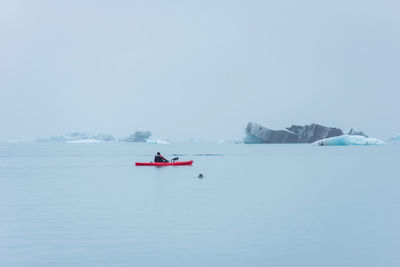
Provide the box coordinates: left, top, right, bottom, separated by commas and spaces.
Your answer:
154, 155, 168, 162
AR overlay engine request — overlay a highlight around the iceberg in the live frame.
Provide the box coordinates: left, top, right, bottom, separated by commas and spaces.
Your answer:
313, 135, 384, 146
244, 122, 343, 143
217, 139, 243, 144
123, 131, 152, 142
37, 132, 115, 143
388, 134, 400, 142
347, 128, 368, 137
145, 139, 170, 145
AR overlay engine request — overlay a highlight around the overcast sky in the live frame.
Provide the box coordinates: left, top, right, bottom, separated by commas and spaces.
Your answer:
1, 0, 399, 141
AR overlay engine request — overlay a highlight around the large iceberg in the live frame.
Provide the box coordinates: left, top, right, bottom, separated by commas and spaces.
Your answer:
123, 131, 152, 142
244, 122, 343, 143
313, 135, 384, 146
347, 128, 368, 137
37, 132, 115, 143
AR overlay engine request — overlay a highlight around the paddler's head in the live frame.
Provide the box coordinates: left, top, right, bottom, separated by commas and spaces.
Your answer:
157, 152, 160, 155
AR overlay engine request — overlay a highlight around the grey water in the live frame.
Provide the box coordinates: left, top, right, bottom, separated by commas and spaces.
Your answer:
1, 143, 399, 267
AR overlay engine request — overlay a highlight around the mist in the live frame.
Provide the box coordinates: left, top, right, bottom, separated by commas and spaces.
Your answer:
1, 0, 399, 141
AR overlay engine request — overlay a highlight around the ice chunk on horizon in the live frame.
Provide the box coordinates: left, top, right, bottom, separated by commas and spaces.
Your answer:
217, 138, 243, 144
123, 131, 152, 142
313, 135, 384, 146
37, 132, 115, 143
388, 134, 400, 142
145, 139, 170, 145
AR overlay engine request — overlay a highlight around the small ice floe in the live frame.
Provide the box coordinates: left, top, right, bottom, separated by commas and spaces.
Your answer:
217, 138, 243, 144
313, 135, 384, 146
388, 134, 400, 142
145, 139, 170, 145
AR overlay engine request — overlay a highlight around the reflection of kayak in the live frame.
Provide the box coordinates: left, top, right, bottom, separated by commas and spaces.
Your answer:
135, 160, 193, 166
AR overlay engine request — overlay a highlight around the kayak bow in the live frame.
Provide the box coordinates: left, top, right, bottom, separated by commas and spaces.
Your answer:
135, 160, 193, 166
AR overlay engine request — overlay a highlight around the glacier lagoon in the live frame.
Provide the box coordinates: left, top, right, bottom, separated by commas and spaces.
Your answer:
1, 142, 400, 267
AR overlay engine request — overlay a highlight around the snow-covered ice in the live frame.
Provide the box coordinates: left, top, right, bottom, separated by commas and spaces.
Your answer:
313, 135, 384, 146
388, 134, 400, 142
37, 132, 115, 143
145, 139, 170, 145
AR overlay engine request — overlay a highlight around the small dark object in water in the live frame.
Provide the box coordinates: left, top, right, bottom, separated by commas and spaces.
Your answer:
198, 173, 203, 178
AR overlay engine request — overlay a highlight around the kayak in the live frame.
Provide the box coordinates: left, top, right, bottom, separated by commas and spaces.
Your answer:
135, 160, 193, 166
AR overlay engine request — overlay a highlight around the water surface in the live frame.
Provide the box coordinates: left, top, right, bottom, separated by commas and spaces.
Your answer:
1, 143, 399, 267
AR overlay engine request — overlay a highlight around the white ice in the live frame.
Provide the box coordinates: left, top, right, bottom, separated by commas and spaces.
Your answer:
145, 139, 170, 145
313, 135, 384, 146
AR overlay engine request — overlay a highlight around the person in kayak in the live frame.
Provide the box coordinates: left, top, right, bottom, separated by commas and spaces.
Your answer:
154, 152, 168, 162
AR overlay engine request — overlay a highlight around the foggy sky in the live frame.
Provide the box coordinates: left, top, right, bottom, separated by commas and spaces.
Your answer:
1, 0, 399, 141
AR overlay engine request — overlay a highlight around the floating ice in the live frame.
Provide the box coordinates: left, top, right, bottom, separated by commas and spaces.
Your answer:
388, 134, 400, 142
170, 138, 206, 144
243, 134, 265, 144
37, 132, 115, 143
145, 139, 170, 145
217, 139, 243, 144
313, 135, 384, 146
123, 131, 152, 142
347, 128, 368, 137
244, 122, 343, 144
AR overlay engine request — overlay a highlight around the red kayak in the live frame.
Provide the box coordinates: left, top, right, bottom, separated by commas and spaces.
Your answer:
135, 160, 193, 166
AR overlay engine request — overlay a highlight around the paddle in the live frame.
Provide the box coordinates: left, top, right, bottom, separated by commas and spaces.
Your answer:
170, 157, 179, 162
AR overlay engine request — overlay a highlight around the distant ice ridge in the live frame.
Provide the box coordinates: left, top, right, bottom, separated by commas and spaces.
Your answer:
123, 131, 152, 142
37, 132, 115, 143
164, 138, 206, 144
184, 138, 205, 144
313, 135, 384, 146
388, 134, 400, 142
217, 138, 243, 144
145, 139, 170, 145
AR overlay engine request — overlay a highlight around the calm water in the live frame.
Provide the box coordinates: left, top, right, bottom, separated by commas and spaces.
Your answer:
0, 143, 399, 267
